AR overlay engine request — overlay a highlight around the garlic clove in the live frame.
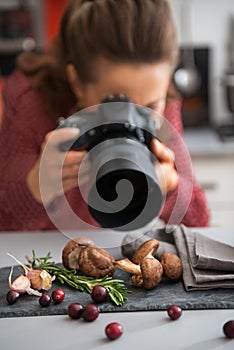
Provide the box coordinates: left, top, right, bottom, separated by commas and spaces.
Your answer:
27, 269, 55, 290
40, 270, 55, 290
27, 270, 42, 290
27, 269, 42, 288
8, 266, 42, 297
9, 272, 31, 293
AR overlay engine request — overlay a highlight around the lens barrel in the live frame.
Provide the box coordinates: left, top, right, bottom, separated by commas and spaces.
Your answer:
87, 138, 163, 231
58, 100, 164, 231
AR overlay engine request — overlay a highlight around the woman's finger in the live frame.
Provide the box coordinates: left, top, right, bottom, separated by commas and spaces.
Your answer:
151, 138, 175, 163
62, 172, 90, 191
43, 128, 80, 147
62, 177, 79, 192
63, 150, 87, 167
62, 161, 91, 179
154, 162, 178, 194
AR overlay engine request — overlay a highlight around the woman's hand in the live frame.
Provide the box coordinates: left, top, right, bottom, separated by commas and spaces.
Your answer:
151, 138, 178, 195
27, 128, 90, 206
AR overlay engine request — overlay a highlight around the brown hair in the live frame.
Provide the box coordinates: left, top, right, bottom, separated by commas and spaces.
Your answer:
17, 0, 178, 119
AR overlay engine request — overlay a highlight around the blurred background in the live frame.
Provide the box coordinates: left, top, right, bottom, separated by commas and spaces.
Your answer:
0, 0, 67, 119
0, 0, 233, 227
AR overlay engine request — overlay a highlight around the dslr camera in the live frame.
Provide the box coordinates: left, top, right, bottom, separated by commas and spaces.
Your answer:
58, 95, 163, 231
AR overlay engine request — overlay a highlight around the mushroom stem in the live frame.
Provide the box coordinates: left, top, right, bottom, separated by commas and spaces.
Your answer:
114, 258, 141, 275
146, 248, 156, 259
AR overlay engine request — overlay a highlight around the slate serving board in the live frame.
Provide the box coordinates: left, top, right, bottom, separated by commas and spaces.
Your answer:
0, 265, 234, 318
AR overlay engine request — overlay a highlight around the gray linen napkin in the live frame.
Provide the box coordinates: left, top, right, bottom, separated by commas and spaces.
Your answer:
194, 233, 234, 271
121, 224, 234, 291
173, 225, 234, 290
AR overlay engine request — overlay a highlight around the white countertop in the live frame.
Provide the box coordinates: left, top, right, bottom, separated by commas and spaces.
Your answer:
184, 128, 234, 157
0, 228, 234, 350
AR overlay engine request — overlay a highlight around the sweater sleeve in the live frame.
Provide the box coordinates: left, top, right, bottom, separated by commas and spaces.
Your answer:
159, 99, 210, 227
0, 70, 99, 232
0, 71, 56, 230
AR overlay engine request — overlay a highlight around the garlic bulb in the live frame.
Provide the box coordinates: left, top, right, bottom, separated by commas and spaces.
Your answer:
7, 253, 55, 294
8, 267, 42, 296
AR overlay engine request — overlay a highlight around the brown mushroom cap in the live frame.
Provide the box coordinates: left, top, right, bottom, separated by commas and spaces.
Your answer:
132, 239, 160, 264
78, 246, 115, 278
62, 236, 95, 270
131, 274, 143, 288
160, 253, 183, 281
140, 257, 163, 290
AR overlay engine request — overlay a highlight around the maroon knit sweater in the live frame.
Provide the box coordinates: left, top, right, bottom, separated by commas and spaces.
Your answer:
0, 70, 210, 231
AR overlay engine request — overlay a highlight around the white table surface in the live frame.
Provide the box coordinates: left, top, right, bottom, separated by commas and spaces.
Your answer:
0, 227, 234, 350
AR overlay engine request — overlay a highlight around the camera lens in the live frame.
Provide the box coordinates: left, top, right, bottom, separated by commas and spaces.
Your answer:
87, 139, 163, 231
58, 101, 163, 231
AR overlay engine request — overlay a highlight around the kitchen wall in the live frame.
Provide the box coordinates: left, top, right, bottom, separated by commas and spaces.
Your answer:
170, 0, 234, 126
1, 0, 234, 127
44, 0, 69, 44
0, 0, 67, 50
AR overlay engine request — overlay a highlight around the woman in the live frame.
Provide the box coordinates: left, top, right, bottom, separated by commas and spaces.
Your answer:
0, 0, 209, 231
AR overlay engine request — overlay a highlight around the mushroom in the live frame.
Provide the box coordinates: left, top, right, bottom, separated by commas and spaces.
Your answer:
136, 257, 163, 289
62, 236, 95, 270
115, 239, 163, 290
160, 253, 183, 281
78, 246, 115, 278
132, 239, 160, 264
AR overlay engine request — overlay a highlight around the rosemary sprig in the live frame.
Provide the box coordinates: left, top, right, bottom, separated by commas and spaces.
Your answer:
26, 250, 129, 306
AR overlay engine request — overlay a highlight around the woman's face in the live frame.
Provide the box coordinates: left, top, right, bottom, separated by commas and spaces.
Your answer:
67, 59, 172, 115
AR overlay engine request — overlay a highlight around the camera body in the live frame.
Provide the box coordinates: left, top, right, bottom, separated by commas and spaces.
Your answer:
58, 96, 163, 231
58, 96, 156, 152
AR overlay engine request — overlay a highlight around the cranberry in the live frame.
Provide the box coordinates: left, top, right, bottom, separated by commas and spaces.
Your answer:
6, 290, 20, 305
39, 293, 51, 307
167, 305, 182, 320
223, 320, 234, 339
91, 285, 109, 303
105, 322, 123, 340
82, 304, 100, 322
51, 288, 65, 304
67, 303, 84, 319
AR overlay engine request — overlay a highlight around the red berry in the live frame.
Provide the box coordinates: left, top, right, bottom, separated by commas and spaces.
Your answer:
167, 305, 182, 320
6, 290, 20, 305
39, 293, 51, 307
105, 322, 123, 340
82, 304, 100, 322
91, 285, 109, 303
67, 303, 84, 319
51, 288, 65, 304
223, 320, 234, 339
